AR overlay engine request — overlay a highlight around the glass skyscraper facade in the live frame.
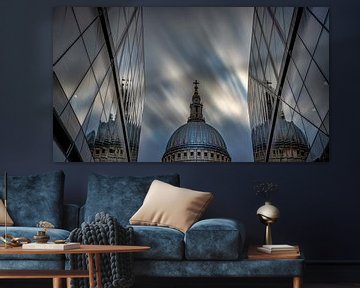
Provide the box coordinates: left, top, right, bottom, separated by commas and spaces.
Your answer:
53, 7, 145, 162
248, 7, 329, 162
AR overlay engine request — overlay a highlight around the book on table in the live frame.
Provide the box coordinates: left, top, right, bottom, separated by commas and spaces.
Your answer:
256, 244, 299, 254
22, 242, 80, 250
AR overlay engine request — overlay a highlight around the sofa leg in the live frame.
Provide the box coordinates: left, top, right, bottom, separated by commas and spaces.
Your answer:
293, 276, 302, 288
53, 278, 62, 288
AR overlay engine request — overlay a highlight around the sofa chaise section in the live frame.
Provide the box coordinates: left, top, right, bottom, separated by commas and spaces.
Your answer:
0, 171, 78, 270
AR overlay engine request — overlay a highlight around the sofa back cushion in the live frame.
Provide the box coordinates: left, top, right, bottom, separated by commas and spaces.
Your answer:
83, 174, 180, 226
0, 171, 64, 227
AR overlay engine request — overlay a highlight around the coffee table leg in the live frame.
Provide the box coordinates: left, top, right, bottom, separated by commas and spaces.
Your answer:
293, 276, 302, 288
66, 277, 72, 288
95, 253, 102, 288
88, 253, 95, 288
52, 278, 62, 288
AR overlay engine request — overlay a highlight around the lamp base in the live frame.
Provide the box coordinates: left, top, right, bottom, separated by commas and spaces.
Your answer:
265, 223, 272, 245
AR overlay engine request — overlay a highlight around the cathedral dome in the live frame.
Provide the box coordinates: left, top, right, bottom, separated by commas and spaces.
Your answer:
253, 117, 308, 147
252, 114, 309, 162
165, 121, 229, 155
162, 80, 231, 162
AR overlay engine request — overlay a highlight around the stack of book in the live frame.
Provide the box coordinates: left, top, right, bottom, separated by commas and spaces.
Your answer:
22, 242, 80, 250
248, 244, 300, 259
257, 244, 299, 254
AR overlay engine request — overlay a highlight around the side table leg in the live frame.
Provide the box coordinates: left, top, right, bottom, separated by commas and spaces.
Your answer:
53, 278, 62, 288
293, 276, 302, 288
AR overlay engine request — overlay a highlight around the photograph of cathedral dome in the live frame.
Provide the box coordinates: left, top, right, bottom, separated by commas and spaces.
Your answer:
53, 7, 329, 162
162, 81, 231, 162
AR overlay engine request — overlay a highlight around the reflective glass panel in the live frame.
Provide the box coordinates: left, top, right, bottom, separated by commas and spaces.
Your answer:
54, 39, 90, 99
313, 29, 329, 82
304, 60, 329, 122
82, 18, 105, 63
298, 9, 322, 56
70, 68, 98, 125
53, 7, 79, 63
297, 86, 322, 129
292, 35, 312, 80
73, 7, 98, 32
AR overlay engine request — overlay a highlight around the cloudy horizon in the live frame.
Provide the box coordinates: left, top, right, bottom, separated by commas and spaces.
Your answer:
138, 7, 255, 162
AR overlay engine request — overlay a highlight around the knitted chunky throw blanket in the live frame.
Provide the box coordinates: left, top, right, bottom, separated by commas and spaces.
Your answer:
68, 212, 134, 288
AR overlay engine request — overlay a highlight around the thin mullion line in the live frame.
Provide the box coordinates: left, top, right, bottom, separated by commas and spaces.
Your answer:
296, 26, 329, 84
132, 34, 143, 125
79, 35, 112, 140
306, 125, 326, 162
287, 27, 326, 132
53, 8, 98, 67
113, 7, 138, 70
306, 7, 329, 34
123, 26, 134, 118
80, 68, 113, 153
282, 71, 328, 138
57, 44, 105, 120
295, 27, 329, 127
57, 17, 107, 120
280, 92, 329, 139
69, 11, 108, 159
126, 10, 141, 124
265, 7, 281, 83
253, 8, 267, 82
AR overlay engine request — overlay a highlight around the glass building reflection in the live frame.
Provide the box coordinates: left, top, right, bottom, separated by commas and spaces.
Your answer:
53, 7, 145, 162
248, 7, 329, 162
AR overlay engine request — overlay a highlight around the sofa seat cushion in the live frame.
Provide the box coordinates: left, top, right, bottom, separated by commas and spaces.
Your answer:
130, 225, 184, 260
0, 227, 70, 261
84, 174, 180, 226
184, 218, 245, 260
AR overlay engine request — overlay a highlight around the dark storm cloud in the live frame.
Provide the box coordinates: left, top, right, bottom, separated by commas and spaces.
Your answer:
138, 7, 254, 162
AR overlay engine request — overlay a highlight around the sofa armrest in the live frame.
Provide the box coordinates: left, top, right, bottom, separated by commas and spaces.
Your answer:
63, 204, 80, 231
184, 218, 246, 260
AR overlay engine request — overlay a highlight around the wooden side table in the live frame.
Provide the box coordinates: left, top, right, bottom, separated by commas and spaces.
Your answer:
247, 245, 302, 288
0, 244, 150, 288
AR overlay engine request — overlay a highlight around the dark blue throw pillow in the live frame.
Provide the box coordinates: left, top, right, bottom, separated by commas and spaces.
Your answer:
0, 171, 64, 227
84, 174, 180, 226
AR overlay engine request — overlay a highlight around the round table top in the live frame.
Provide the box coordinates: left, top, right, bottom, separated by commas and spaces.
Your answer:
0, 244, 150, 255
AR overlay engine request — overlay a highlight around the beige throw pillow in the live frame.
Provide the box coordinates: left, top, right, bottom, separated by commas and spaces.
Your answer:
130, 180, 213, 233
0, 199, 14, 226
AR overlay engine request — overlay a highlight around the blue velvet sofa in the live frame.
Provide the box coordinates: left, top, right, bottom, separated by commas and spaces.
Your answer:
0, 171, 79, 270
0, 171, 303, 286
81, 173, 304, 282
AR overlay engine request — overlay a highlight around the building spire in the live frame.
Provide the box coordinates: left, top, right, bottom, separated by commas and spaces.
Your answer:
188, 80, 205, 122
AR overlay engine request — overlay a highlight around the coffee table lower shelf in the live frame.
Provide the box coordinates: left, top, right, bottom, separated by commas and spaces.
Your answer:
0, 244, 150, 288
0, 269, 89, 278
0, 269, 90, 288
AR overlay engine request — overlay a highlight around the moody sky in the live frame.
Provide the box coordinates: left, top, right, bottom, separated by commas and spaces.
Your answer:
138, 7, 254, 162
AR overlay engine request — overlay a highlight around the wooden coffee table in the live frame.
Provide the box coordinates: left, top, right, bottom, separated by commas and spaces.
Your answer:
0, 244, 150, 288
